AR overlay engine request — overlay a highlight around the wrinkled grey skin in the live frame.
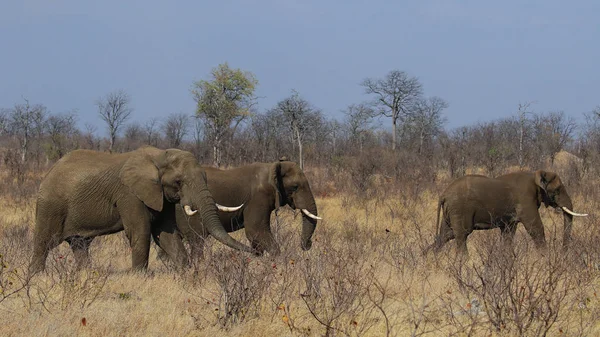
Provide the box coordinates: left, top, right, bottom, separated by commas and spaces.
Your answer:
29, 146, 253, 274
428, 170, 579, 255
165, 160, 319, 259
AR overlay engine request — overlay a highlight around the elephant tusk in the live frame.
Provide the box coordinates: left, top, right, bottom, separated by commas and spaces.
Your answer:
561, 207, 589, 217
216, 203, 244, 212
183, 205, 198, 216
302, 209, 322, 220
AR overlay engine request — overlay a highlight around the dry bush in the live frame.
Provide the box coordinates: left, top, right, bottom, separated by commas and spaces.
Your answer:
0, 161, 599, 336
0, 225, 32, 304
443, 226, 600, 337
298, 229, 378, 337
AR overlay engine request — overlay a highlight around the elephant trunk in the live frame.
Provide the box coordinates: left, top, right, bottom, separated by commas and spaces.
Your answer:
559, 193, 574, 249
194, 187, 255, 254
299, 201, 318, 251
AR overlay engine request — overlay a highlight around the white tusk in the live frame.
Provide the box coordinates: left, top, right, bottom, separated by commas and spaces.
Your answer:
216, 203, 244, 212
562, 207, 589, 217
302, 209, 322, 220
183, 205, 198, 216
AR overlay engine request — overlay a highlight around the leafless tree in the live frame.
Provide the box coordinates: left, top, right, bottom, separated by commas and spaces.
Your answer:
143, 117, 160, 147
95, 90, 133, 152
191, 116, 204, 158
0, 108, 8, 135
46, 111, 78, 160
269, 90, 321, 170
162, 112, 189, 148
123, 122, 145, 151
8, 98, 47, 163
516, 101, 536, 169
532, 111, 576, 165
343, 103, 376, 153
83, 123, 99, 150
361, 70, 423, 150
404, 96, 448, 156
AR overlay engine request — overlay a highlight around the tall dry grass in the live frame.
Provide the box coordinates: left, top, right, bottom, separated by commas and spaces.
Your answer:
0, 163, 599, 337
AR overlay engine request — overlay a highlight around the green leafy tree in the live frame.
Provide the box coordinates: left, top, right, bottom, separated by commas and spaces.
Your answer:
191, 63, 258, 167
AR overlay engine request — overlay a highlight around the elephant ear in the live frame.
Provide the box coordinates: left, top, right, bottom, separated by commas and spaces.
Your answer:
535, 170, 557, 192
120, 151, 164, 211
269, 162, 284, 209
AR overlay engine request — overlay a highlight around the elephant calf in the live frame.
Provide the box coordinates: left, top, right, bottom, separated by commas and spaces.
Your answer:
171, 159, 321, 259
429, 170, 588, 255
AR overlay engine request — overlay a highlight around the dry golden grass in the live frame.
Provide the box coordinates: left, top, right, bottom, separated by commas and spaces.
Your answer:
1, 168, 599, 337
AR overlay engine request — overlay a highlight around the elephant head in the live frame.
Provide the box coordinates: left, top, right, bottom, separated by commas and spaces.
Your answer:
121, 147, 253, 254
534, 170, 588, 247
269, 161, 321, 251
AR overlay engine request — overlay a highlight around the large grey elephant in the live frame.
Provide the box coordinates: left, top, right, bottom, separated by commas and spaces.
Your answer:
29, 146, 254, 274
429, 170, 588, 255
170, 160, 321, 258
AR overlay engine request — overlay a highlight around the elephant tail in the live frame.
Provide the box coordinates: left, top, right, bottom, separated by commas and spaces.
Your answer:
423, 197, 445, 256
434, 198, 445, 245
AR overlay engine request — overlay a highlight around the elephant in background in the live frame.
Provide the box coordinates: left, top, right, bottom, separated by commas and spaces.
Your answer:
29, 146, 254, 274
429, 170, 588, 255
171, 159, 321, 258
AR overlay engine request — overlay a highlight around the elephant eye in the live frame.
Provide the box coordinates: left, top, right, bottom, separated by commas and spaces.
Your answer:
175, 179, 182, 187
291, 185, 299, 191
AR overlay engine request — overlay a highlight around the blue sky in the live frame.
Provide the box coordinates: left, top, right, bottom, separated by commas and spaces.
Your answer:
1, 0, 598, 131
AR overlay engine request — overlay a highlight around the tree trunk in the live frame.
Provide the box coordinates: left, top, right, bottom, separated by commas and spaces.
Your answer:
295, 126, 303, 170
109, 130, 115, 153
21, 137, 27, 163
391, 117, 397, 151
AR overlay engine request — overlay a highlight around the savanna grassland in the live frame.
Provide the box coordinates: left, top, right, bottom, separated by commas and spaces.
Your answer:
1, 151, 600, 337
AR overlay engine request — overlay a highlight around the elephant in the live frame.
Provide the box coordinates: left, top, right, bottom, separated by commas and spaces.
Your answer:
429, 170, 588, 255
168, 159, 321, 259
29, 146, 254, 274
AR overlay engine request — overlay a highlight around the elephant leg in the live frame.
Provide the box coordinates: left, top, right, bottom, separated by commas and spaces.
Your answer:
66, 236, 93, 269
151, 210, 188, 269
30, 209, 64, 275
243, 197, 280, 256
450, 214, 472, 257
118, 200, 153, 271
433, 214, 455, 253
151, 230, 187, 269
521, 212, 546, 251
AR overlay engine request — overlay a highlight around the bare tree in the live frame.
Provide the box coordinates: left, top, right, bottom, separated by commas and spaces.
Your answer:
162, 113, 189, 148
516, 101, 536, 169
143, 117, 160, 147
83, 123, 99, 150
191, 116, 205, 158
342, 103, 377, 154
0, 108, 8, 134
95, 90, 133, 152
123, 122, 145, 151
8, 98, 47, 163
361, 70, 423, 150
404, 96, 448, 155
269, 90, 321, 170
46, 111, 78, 160
532, 111, 576, 165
